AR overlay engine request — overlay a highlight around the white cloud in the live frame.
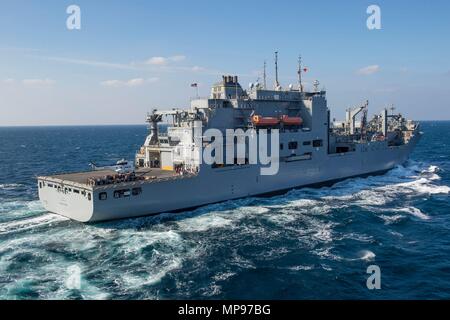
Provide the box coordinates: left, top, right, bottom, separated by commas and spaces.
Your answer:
145, 55, 186, 66
100, 77, 159, 87
126, 78, 146, 87
170, 55, 186, 62
1, 78, 55, 87
100, 80, 122, 87
357, 65, 380, 75
41, 55, 187, 69
32, 54, 216, 76
146, 56, 168, 66
40, 56, 136, 70
22, 78, 55, 86
191, 66, 205, 72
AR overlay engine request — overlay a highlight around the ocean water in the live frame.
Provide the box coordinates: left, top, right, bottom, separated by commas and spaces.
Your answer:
0, 122, 450, 300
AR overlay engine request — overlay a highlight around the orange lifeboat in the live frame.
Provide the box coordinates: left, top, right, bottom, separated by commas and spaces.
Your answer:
280, 115, 303, 126
252, 115, 280, 126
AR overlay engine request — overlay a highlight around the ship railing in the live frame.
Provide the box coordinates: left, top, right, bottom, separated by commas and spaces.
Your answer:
87, 172, 145, 186
92, 172, 198, 189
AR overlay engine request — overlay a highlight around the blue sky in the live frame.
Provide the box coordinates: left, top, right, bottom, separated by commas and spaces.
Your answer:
1, 0, 449, 125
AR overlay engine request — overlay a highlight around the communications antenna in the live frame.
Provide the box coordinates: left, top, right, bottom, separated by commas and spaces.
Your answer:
274, 51, 279, 89
263, 60, 267, 89
390, 105, 396, 115
297, 55, 303, 92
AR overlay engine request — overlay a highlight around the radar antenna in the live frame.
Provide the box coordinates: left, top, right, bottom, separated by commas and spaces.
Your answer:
313, 80, 320, 92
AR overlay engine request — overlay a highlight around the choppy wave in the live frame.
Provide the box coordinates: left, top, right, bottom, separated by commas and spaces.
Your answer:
0, 161, 449, 299
0, 183, 23, 190
358, 250, 376, 261
0, 213, 68, 235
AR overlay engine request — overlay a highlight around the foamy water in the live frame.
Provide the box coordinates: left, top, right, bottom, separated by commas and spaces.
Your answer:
0, 161, 448, 299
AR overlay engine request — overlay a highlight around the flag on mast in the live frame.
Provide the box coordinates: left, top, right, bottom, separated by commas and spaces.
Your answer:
191, 83, 199, 98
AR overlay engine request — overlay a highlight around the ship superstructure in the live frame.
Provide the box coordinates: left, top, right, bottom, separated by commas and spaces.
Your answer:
38, 60, 421, 222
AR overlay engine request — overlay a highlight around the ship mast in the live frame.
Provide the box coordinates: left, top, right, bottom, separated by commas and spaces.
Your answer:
297, 55, 303, 92
390, 104, 396, 115
274, 51, 279, 89
263, 60, 267, 89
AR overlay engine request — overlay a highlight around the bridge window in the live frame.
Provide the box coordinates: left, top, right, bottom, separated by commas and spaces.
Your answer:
87, 193, 91, 201
280, 143, 284, 150
99, 192, 107, 200
39, 182, 42, 188
313, 139, 323, 147
288, 141, 298, 150
132, 187, 142, 196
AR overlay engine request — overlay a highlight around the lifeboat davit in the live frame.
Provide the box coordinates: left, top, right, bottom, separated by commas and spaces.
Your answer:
280, 115, 303, 126
252, 115, 280, 126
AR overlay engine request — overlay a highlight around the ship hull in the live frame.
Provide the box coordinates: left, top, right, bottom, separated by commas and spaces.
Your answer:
38, 133, 420, 222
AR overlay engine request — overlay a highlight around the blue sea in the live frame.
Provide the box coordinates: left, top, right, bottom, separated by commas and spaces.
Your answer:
0, 122, 449, 300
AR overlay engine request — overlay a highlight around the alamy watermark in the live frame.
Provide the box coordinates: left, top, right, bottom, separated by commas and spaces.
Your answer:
366, 265, 381, 290
367, 5, 381, 30
66, 5, 81, 30
65, 5, 381, 31
197, 127, 280, 176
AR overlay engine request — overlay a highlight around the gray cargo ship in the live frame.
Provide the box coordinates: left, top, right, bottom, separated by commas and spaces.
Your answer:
38, 59, 421, 222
